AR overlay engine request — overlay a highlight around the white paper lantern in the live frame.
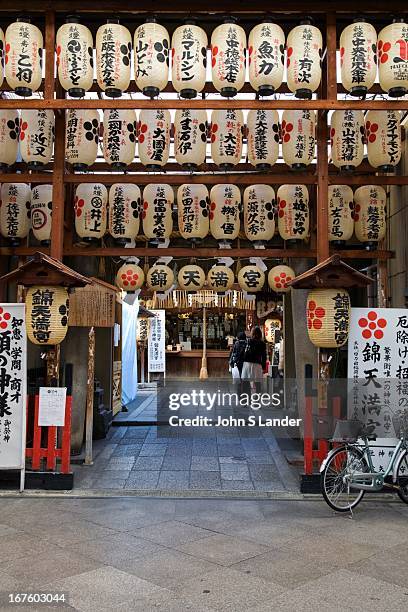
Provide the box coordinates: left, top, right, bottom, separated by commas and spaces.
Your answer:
238, 265, 265, 293
0, 110, 19, 168
328, 185, 354, 246
109, 184, 141, 245
340, 19, 377, 96
0, 28, 4, 88
147, 264, 174, 292
243, 185, 275, 242
74, 183, 108, 242
307, 288, 350, 348
26, 286, 69, 346
0, 183, 31, 246
65, 109, 100, 170
209, 184, 241, 242
354, 185, 387, 249
134, 18, 169, 97
330, 110, 365, 171
177, 184, 209, 242
19, 109, 54, 169
207, 265, 235, 293
210, 109, 243, 169
96, 19, 131, 97
116, 263, 144, 291
282, 110, 316, 170
247, 109, 279, 169
56, 17, 93, 97
172, 21, 207, 98
248, 21, 285, 95
366, 110, 402, 172
31, 184, 52, 245
138, 109, 171, 169
103, 109, 137, 169
174, 109, 207, 170
178, 265, 205, 291
268, 265, 295, 293
287, 20, 322, 99
142, 184, 173, 242
378, 19, 408, 97
277, 184, 309, 242
264, 318, 281, 343
5, 17, 43, 96
211, 18, 246, 97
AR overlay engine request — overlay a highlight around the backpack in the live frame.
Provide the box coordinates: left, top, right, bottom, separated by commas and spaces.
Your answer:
230, 339, 246, 368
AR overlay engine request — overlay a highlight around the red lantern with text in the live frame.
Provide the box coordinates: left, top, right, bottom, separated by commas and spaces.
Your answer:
307, 289, 350, 348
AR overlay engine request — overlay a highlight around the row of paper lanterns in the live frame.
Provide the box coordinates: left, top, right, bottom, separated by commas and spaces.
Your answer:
2, 17, 408, 99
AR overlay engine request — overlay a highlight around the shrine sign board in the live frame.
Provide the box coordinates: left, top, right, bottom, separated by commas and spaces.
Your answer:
69, 286, 116, 327
148, 310, 166, 373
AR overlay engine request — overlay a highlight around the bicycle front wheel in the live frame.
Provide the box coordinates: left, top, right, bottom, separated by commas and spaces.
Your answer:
396, 452, 408, 504
321, 446, 367, 512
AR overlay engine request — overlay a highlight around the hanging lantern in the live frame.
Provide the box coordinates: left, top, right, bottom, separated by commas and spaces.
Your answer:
366, 110, 402, 172
5, 17, 43, 96
243, 185, 275, 242
340, 19, 377, 96
103, 109, 137, 170
247, 109, 279, 170
330, 110, 365, 172
328, 185, 354, 246
209, 184, 241, 242
354, 185, 386, 249
108, 184, 141, 246
20, 109, 54, 169
268, 265, 295, 293
177, 184, 209, 243
172, 21, 207, 98
378, 19, 408, 97
248, 21, 285, 96
238, 265, 265, 293
142, 183, 173, 243
277, 184, 309, 243
210, 109, 243, 169
207, 265, 235, 294
138, 109, 171, 170
178, 265, 206, 291
74, 183, 108, 242
26, 286, 69, 345
65, 109, 100, 170
116, 263, 144, 292
211, 18, 246, 97
147, 264, 174, 292
174, 109, 207, 170
56, 16, 93, 97
307, 288, 350, 348
281, 110, 316, 170
0, 110, 19, 169
134, 18, 169, 98
264, 318, 281, 343
287, 19, 322, 99
0, 28, 4, 88
96, 19, 131, 98
0, 183, 31, 246
31, 184, 52, 246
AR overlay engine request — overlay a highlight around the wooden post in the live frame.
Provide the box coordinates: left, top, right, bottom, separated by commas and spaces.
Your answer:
199, 306, 208, 379
84, 327, 95, 465
377, 259, 388, 308
44, 10, 55, 100
45, 345, 61, 387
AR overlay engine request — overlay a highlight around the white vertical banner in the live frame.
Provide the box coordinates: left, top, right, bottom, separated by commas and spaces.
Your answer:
0, 304, 26, 491
148, 310, 166, 373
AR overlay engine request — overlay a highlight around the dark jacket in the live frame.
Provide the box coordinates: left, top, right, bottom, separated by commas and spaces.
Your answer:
243, 339, 267, 369
229, 339, 247, 372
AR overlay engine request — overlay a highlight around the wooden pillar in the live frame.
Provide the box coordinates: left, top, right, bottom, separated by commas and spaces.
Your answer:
50, 109, 66, 261
44, 11, 55, 100
84, 327, 95, 465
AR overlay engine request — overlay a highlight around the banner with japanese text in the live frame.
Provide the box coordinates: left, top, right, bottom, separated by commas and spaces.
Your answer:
148, 310, 166, 373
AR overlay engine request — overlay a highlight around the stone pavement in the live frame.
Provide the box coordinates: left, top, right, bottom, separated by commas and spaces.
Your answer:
0, 496, 407, 611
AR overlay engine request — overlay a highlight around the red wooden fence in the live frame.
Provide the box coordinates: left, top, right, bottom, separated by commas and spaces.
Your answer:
304, 395, 342, 475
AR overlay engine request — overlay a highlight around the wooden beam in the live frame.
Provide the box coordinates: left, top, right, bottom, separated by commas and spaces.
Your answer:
63, 173, 318, 185
326, 13, 337, 101
44, 10, 56, 100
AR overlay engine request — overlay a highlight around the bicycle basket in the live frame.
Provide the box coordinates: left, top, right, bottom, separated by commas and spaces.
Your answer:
331, 419, 364, 442
392, 412, 408, 438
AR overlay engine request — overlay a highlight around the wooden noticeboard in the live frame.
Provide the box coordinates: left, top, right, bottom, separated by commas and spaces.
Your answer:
69, 280, 118, 328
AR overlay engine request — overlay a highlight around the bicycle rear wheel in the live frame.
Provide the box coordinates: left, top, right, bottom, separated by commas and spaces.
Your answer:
321, 446, 367, 512
396, 452, 408, 504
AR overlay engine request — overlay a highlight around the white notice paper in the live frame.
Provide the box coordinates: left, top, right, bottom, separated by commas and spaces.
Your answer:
38, 387, 67, 427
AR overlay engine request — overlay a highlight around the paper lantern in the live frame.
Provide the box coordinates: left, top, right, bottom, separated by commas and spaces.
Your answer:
211, 18, 246, 97
134, 18, 169, 97
65, 109, 100, 170
209, 184, 241, 242
243, 185, 275, 242
31, 184, 52, 246
178, 265, 206, 291
330, 110, 365, 172
103, 109, 137, 170
248, 21, 285, 96
172, 21, 207, 98
137, 318, 149, 343
264, 318, 281, 343
378, 19, 408, 97
116, 263, 144, 292
96, 19, 131, 97
0, 183, 31, 246
0, 28, 4, 88
210, 109, 243, 169
287, 20, 322, 99
307, 288, 350, 348
20, 109, 54, 169
281, 110, 316, 170
268, 265, 295, 293
26, 286, 69, 345
56, 17, 93, 97
277, 184, 309, 242
138, 109, 171, 170
108, 184, 141, 245
0, 110, 19, 168
177, 184, 209, 242
238, 265, 265, 293
247, 109, 279, 169
207, 265, 235, 293
147, 265, 174, 292
142, 184, 173, 242
366, 110, 402, 172
328, 185, 354, 246
5, 17, 43, 96
174, 109, 207, 170
340, 19, 377, 96
354, 185, 386, 249
74, 183, 108, 242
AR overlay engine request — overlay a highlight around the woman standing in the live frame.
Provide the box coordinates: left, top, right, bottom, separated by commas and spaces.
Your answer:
241, 326, 267, 391
229, 331, 247, 380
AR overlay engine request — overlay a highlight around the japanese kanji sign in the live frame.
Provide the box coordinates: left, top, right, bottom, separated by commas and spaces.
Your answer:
148, 310, 166, 373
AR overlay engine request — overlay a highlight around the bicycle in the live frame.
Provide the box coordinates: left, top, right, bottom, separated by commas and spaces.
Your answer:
320, 412, 408, 512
